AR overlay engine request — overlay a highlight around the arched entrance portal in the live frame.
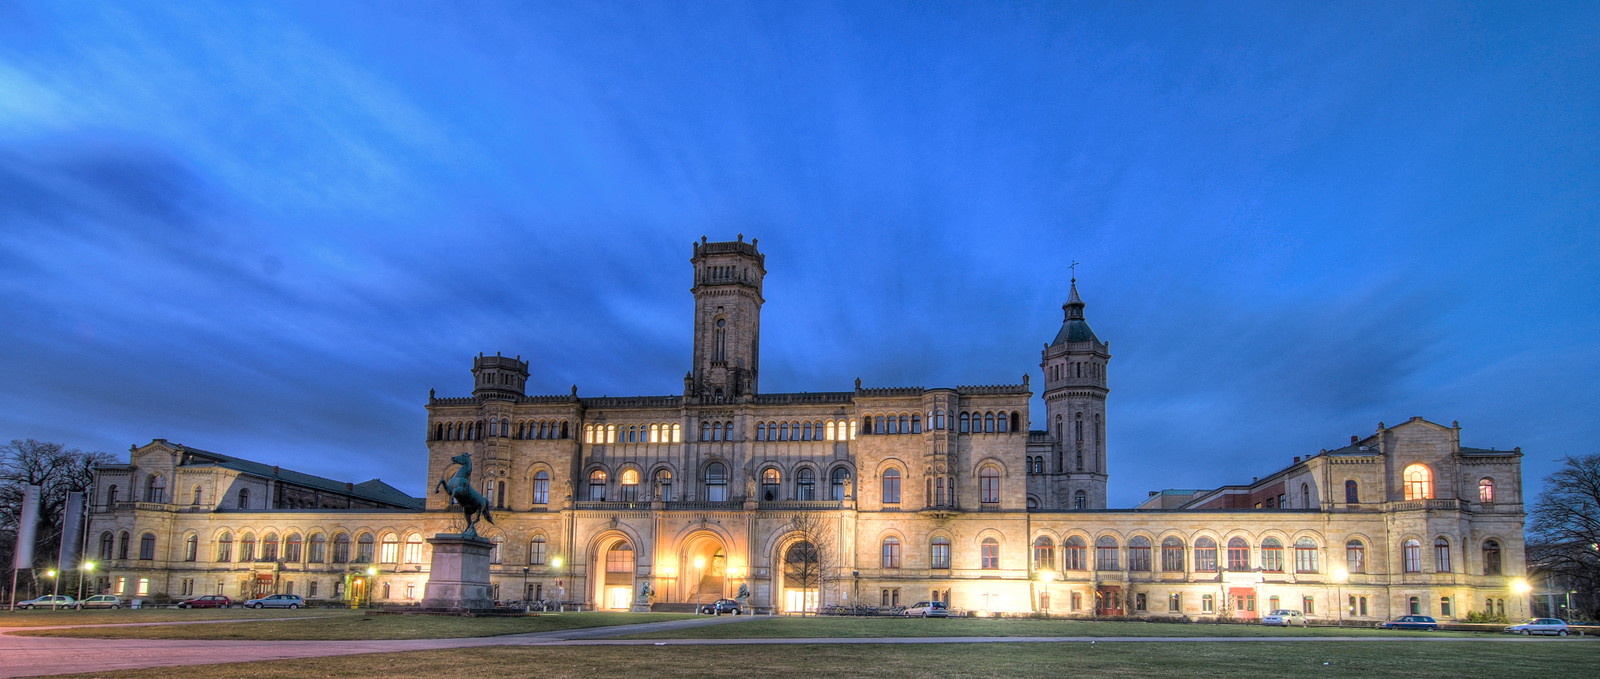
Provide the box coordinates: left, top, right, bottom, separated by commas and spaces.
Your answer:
593, 537, 635, 610
679, 533, 727, 606
779, 540, 821, 613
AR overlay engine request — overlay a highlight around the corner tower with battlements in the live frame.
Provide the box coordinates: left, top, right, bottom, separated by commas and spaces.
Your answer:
688, 235, 765, 402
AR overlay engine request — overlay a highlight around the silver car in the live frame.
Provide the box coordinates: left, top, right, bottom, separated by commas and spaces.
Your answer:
243, 594, 305, 609
16, 595, 76, 609
1505, 618, 1570, 636
76, 595, 123, 609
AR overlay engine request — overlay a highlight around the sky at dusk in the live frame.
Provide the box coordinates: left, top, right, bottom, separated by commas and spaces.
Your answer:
1, 1, 1596, 507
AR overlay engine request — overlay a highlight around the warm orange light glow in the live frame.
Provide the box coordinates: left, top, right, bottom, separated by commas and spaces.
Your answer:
694, 556, 707, 570
658, 564, 677, 578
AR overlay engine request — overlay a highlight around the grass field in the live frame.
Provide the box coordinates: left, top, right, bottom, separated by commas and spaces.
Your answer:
0, 607, 347, 627
6, 611, 696, 640
616, 615, 1480, 638
34, 640, 1600, 679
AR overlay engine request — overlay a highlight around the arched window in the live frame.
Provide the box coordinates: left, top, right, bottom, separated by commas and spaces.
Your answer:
881, 536, 901, 568
183, 534, 198, 562
881, 468, 901, 505
1345, 480, 1359, 504
237, 488, 249, 509
620, 468, 640, 502
531, 470, 550, 505
1226, 537, 1250, 571
1074, 489, 1087, 510
1063, 536, 1087, 570
1403, 464, 1433, 500
1301, 482, 1311, 507
106, 485, 118, 507
309, 533, 326, 563
1345, 539, 1365, 574
402, 534, 423, 564
959, 412, 970, 432
588, 469, 608, 501
262, 532, 280, 561
356, 533, 374, 563
1033, 537, 1055, 570
138, 533, 156, 560
984, 412, 995, 432
215, 532, 232, 562
705, 462, 728, 501
1193, 537, 1218, 572
191, 485, 203, 505
979, 465, 1000, 504
491, 536, 503, 564
1128, 536, 1152, 571
379, 533, 399, 563
655, 468, 673, 501
117, 531, 129, 560
1482, 540, 1502, 575
761, 468, 780, 501
1095, 536, 1119, 570
1261, 537, 1284, 572
756, 423, 766, 441
1161, 537, 1185, 572
930, 536, 951, 569
99, 531, 115, 561
830, 467, 849, 501
529, 535, 547, 565
333, 533, 350, 563
980, 537, 1000, 569
145, 474, 165, 503
1478, 478, 1495, 503
1293, 537, 1319, 573
1434, 538, 1452, 573
796, 468, 815, 501
240, 533, 256, 562
285, 533, 303, 562
1402, 539, 1422, 573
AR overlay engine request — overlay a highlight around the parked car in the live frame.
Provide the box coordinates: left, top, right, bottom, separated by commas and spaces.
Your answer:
1261, 609, 1308, 627
902, 601, 950, 618
243, 594, 305, 609
699, 598, 742, 615
75, 595, 123, 609
177, 595, 233, 609
16, 595, 76, 610
1505, 618, 1570, 636
1378, 615, 1438, 630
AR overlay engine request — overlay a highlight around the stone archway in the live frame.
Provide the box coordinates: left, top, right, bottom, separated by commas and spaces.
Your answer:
592, 535, 635, 610
776, 538, 821, 614
678, 533, 727, 606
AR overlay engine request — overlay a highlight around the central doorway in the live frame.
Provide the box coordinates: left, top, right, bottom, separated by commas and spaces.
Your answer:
596, 538, 634, 610
679, 533, 727, 606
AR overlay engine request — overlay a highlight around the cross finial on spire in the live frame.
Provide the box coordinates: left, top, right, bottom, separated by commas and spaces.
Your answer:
1069, 260, 1080, 282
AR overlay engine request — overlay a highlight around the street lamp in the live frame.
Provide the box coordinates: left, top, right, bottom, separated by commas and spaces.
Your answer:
78, 562, 95, 601
1332, 567, 1348, 627
1511, 578, 1531, 619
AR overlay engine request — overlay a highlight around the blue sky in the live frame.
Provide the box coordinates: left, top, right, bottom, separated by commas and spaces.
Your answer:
1, 1, 1595, 507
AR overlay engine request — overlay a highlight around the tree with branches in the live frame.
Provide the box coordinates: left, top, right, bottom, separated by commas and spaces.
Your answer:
1, 439, 113, 596
1528, 453, 1600, 621
780, 510, 837, 615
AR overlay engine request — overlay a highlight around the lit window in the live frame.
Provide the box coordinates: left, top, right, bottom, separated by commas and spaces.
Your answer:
589, 469, 607, 501
1402, 464, 1433, 500
403, 534, 423, 564
607, 542, 632, 572
1478, 478, 1495, 503
762, 468, 780, 501
380, 534, 398, 563
621, 468, 640, 502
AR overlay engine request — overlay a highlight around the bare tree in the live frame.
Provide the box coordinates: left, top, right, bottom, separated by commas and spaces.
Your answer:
1, 440, 114, 588
1528, 453, 1600, 621
780, 510, 837, 615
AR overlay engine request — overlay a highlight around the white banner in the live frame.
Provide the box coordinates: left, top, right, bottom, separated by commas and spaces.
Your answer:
58, 491, 85, 570
12, 484, 40, 570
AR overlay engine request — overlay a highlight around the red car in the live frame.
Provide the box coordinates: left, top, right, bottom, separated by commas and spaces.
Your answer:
177, 595, 233, 609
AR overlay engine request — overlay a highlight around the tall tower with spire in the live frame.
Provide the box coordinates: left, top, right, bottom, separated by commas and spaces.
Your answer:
1040, 278, 1110, 508
688, 235, 765, 401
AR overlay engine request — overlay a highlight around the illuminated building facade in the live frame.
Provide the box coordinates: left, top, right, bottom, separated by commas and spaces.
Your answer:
89, 236, 1528, 621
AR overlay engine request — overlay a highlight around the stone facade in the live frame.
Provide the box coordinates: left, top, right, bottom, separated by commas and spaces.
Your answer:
86, 236, 1527, 622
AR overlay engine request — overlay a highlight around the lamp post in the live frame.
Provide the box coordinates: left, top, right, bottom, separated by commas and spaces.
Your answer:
45, 570, 59, 609
1332, 567, 1348, 627
78, 562, 95, 601
1511, 578, 1531, 620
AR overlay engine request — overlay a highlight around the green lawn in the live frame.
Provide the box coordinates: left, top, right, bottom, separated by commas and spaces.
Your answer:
10, 611, 696, 640
619, 615, 1480, 639
34, 640, 1600, 679
0, 607, 347, 627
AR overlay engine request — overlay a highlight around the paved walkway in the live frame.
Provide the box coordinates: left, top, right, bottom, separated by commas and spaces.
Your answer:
0, 616, 1587, 678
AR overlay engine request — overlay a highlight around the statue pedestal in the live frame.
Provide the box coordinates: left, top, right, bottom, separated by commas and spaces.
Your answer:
421, 534, 495, 611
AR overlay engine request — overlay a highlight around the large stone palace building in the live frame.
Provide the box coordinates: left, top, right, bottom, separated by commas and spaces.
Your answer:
88, 236, 1527, 621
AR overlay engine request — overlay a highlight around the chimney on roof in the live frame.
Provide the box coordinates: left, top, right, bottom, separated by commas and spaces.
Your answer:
1351, 435, 1359, 444
1293, 456, 1301, 464
1148, 491, 1158, 497
346, 482, 354, 491
272, 466, 279, 475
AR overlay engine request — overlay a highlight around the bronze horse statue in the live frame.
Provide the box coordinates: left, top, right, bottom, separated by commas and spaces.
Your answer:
435, 453, 495, 538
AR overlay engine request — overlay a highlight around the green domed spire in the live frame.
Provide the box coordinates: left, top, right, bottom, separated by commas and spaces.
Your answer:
1050, 279, 1101, 346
